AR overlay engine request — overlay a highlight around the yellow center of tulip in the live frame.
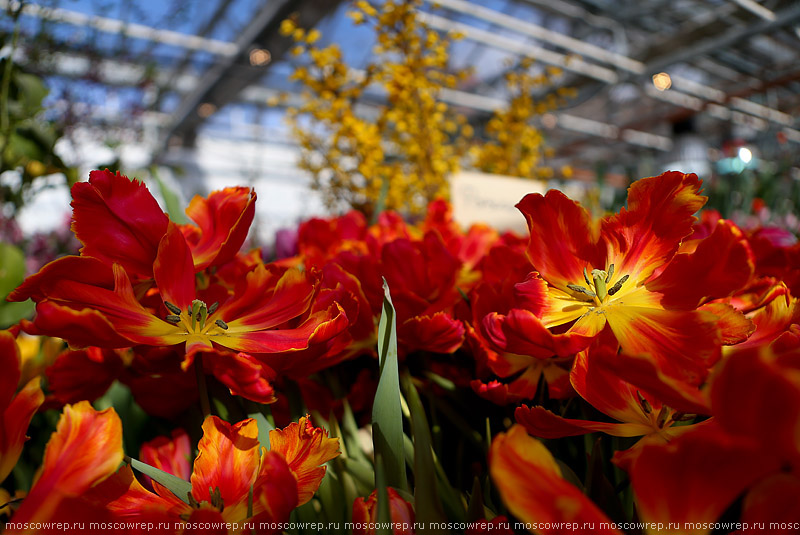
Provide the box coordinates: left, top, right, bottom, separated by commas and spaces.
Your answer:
636, 390, 696, 436
164, 299, 228, 336
567, 264, 629, 306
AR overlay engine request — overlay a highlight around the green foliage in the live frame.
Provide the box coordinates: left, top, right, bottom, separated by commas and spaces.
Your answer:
0, 58, 77, 214
372, 279, 408, 493
128, 457, 193, 505
150, 166, 190, 225
0, 242, 33, 327
402, 375, 447, 531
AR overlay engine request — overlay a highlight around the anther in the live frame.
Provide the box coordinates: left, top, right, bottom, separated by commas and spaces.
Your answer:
215, 319, 229, 330
164, 301, 182, 315
567, 284, 596, 297
583, 267, 591, 287
209, 486, 224, 511
637, 391, 652, 414
607, 274, 630, 296
208, 302, 219, 314
165, 314, 181, 324
605, 264, 615, 283
656, 406, 669, 428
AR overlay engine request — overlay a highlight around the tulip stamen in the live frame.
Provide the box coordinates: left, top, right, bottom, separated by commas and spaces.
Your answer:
567, 283, 596, 299
591, 269, 608, 300
164, 301, 182, 315
656, 406, 670, 428
209, 486, 225, 511
637, 390, 652, 415
607, 274, 630, 296
575, 264, 630, 303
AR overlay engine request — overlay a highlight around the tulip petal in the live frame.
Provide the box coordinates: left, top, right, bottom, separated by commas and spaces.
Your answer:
10, 402, 123, 526
647, 219, 754, 309
516, 189, 607, 291
71, 169, 169, 277
603, 171, 706, 284
710, 344, 800, 463
222, 267, 315, 331
515, 405, 652, 439
154, 223, 196, 311
624, 424, 776, 534
698, 302, 754, 345
740, 474, 800, 531
569, 348, 656, 425
602, 291, 721, 385
490, 425, 622, 535
0, 330, 22, 410
217, 303, 347, 354
191, 416, 260, 508
398, 312, 465, 354
46, 348, 123, 404
730, 282, 799, 352
483, 309, 594, 359
593, 350, 710, 416
184, 187, 256, 271
141, 429, 193, 482
197, 349, 276, 404
268, 415, 340, 505
251, 451, 299, 529
84, 464, 182, 518
0, 377, 44, 484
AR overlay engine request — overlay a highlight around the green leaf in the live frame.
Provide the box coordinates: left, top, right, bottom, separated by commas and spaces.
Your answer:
128, 457, 192, 505
149, 167, 189, 224
586, 437, 626, 523
12, 70, 48, 111
316, 466, 346, 525
402, 375, 447, 530
341, 400, 368, 463
0, 242, 26, 297
248, 411, 274, 451
343, 457, 377, 490
467, 477, 485, 522
0, 299, 33, 329
371, 279, 407, 491
0, 242, 33, 328
374, 454, 393, 535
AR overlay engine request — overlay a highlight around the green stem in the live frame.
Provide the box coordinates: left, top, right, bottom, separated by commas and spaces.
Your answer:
194, 353, 211, 419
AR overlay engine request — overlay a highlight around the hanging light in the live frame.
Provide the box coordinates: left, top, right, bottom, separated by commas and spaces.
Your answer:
197, 103, 217, 118
249, 48, 271, 67
652, 72, 672, 91
738, 146, 753, 163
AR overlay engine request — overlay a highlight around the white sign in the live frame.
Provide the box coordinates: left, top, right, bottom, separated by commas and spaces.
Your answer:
450, 171, 546, 232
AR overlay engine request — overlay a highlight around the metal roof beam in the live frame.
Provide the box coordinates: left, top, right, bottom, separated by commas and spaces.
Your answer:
149, 0, 237, 110
1, 0, 238, 56
644, 3, 800, 74
419, 0, 796, 128
155, 0, 341, 156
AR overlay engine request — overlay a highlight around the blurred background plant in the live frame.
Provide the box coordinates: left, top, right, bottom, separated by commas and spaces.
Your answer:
1, 8, 80, 329
284, 0, 475, 219
471, 57, 574, 180
0, 51, 78, 216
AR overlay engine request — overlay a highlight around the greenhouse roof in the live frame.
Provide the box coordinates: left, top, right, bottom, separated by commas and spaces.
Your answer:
3, 0, 799, 176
